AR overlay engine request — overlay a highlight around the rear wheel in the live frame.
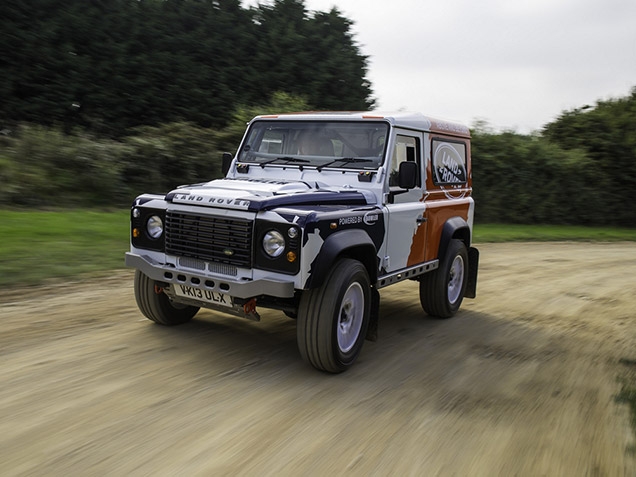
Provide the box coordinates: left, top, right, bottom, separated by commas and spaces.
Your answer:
297, 259, 370, 373
134, 270, 199, 325
419, 239, 468, 318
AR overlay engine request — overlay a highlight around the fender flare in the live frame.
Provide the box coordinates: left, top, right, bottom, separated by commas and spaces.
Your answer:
437, 216, 471, 260
304, 229, 378, 289
437, 217, 478, 299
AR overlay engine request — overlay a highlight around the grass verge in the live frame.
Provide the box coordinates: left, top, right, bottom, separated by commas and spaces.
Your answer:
1, 211, 635, 288
0, 210, 129, 287
474, 223, 636, 242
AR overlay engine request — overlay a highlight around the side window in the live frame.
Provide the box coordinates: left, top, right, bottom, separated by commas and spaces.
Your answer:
431, 139, 467, 185
389, 135, 421, 187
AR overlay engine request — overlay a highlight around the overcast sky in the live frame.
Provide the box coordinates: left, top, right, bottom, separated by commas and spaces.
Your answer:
242, 0, 636, 132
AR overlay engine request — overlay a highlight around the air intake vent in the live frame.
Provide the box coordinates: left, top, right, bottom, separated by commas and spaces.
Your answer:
165, 211, 252, 268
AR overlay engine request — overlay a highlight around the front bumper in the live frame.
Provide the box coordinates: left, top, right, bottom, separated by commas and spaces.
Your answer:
125, 252, 295, 299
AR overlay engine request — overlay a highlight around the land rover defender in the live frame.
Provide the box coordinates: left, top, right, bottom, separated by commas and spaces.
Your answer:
126, 112, 479, 372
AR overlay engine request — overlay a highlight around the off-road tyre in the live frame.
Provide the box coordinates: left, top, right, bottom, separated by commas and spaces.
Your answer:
134, 270, 199, 325
419, 239, 468, 318
297, 259, 371, 373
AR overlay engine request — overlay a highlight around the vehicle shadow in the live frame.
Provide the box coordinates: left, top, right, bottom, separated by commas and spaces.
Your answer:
138, 283, 557, 387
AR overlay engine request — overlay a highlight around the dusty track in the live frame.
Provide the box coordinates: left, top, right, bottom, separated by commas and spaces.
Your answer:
1, 242, 635, 475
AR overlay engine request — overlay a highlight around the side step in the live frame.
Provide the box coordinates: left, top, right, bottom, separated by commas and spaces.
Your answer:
376, 260, 439, 289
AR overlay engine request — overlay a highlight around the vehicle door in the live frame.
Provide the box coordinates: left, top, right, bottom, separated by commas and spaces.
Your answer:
382, 129, 428, 273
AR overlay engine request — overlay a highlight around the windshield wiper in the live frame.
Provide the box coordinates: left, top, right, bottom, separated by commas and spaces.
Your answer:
317, 157, 375, 171
259, 156, 311, 168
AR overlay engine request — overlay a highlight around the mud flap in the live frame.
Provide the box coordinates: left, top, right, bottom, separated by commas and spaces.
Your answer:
366, 286, 380, 341
465, 247, 479, 299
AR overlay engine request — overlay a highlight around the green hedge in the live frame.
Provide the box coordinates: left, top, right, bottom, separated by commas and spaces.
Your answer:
1, 86, 635, 229
0, 123, 222, 208
471, 131, 611, 225
0, 122, 632, 227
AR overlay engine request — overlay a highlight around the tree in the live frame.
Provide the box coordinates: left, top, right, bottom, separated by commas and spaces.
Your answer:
250, 0, 375, 111
1, 0, 375, 136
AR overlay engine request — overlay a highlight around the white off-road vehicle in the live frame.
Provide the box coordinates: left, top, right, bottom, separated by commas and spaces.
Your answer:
126, 112, 479, 372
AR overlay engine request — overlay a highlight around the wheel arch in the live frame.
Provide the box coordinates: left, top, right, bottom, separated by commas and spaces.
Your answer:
304, 229, 377, 289
437, 216, 471, 261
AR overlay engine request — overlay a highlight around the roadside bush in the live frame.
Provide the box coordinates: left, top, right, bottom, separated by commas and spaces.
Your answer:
0, 93, 313, 208
1, 88, 633, 229
0, 125, 126, 207
0, 123, 224, 208
0, 155, 17, 203
120, 122, 222, 200
471, 129, 610, 225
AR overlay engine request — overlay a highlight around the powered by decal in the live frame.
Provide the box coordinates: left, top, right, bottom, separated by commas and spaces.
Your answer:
339, 216, 363, 226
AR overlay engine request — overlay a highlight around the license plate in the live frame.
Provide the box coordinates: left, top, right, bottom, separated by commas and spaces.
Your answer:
172, 284, 232, 308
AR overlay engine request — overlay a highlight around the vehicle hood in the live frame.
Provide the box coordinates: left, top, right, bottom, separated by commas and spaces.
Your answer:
166, 178, 374, 212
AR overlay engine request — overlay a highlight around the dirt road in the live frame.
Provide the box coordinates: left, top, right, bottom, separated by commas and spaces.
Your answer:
1, 242, 635, 476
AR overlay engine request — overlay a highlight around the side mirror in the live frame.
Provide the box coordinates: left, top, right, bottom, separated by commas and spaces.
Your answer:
221, 152, 233, 176
398, 161, 418, 189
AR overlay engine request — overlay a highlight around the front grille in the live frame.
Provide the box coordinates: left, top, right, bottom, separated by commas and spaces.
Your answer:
178, 257, 206, 271
165, 211, 253, 268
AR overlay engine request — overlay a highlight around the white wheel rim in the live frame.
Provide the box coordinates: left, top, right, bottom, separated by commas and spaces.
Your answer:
337, 282, 365, 353
447, 255, 465, 304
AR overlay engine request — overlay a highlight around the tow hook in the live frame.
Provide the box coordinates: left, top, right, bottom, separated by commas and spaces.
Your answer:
243, 298, 261, 321
243, 298, 257, 314
154, 284, 164, 295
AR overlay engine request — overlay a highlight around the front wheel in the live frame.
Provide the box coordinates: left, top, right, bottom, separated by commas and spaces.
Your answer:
297, 259, 371, 373
419, 239, 468, 318
134, 270, 199, 325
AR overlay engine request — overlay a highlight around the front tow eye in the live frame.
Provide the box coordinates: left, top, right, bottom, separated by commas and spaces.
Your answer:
243, 298, 261, 321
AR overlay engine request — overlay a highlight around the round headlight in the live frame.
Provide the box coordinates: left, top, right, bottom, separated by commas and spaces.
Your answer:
263, 230, 285, 257
146, 215, 163, 239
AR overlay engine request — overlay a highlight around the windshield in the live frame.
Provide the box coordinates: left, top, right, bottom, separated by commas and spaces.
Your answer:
237, 120, 388, 170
